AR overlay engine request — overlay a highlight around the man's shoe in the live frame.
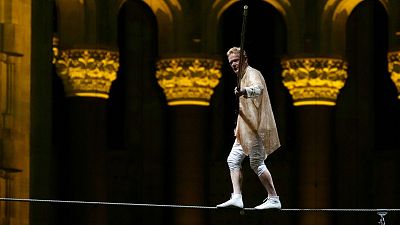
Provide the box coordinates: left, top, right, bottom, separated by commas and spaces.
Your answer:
216, 193, 243, 208
254, 196, 281, 210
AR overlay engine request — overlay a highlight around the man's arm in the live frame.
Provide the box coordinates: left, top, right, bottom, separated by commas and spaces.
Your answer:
243, 71, 264, 98
235, 84, 262, 98
243, 85, 262, 98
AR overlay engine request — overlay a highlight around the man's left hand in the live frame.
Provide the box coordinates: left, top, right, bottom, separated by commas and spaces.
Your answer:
234, 87, 246, 97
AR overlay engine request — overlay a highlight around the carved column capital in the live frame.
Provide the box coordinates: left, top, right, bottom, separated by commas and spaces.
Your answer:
156, 57, 222, 106
388, 51, 400, 99
53, 49, 119, 99
281, 57, 348, 106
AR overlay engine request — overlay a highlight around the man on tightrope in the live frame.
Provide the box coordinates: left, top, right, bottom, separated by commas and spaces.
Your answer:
216, 47, 281, 210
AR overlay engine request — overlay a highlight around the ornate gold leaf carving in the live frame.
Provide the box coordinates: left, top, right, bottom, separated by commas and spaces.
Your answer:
53, 49, 119, 99
281, 57, 348, 106
156, 58, 222, 106
388, 51, 400, 99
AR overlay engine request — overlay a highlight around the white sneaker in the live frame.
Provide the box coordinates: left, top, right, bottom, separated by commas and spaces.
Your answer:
216, 193, 243, 208
254, 196, 281, 210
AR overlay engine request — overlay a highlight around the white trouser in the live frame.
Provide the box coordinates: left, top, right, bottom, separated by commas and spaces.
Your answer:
227, 138, 267, 176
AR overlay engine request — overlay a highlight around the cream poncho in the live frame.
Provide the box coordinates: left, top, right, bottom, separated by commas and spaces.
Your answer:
235, 66, 281, 158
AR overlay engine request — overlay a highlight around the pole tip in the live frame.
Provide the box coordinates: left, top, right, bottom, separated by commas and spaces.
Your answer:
243, 5, 248, 16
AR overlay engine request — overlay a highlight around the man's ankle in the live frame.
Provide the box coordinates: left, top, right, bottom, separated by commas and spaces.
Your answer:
232, 193, 242, 198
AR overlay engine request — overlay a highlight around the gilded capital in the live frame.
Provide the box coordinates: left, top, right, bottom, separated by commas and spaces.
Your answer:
53, 49, 119, 99
388, 51, 400, 99
281, 57, 348, 106
156, 58, 222, 106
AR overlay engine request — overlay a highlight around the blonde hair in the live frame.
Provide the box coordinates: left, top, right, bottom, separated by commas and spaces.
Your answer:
226, 47, 247, 58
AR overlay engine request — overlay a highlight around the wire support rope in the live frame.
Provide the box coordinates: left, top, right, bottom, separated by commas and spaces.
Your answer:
0, 197, 216, 210
1, 197, 399, 212
1, 197, 397, 225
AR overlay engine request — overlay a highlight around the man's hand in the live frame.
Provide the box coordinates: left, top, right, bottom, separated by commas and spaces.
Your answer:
234, 87, 246, 97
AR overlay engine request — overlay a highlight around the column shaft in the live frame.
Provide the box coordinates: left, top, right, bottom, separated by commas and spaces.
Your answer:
169, 106, 208, 225
61, 98, 107, 225
296, 106, 333, 225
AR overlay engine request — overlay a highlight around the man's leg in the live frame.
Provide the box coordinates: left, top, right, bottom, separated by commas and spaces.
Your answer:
230, 169, 243, 194
254, 167, 281, 209
258, 168, 277, 197
250, 140, 281, 209
216, 139, 245, 208
250, 158, 278, 197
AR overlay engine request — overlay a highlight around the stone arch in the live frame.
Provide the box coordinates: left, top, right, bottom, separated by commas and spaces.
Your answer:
217, 0, 287, 63
321, 0, 389, 55
55, 0, 97, 48
116, 0, 181, 21
334, 2, 392, 222
207, 0, 291, 54
114, 0, 181, 54
263, 0, 292, 19
211, 0, 290, 20
106, 2, 166, 223
110, 0, 159, 147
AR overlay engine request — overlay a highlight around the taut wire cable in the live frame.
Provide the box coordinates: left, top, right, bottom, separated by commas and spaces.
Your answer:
1, 197, 399, 212
1, 197, 398, 225
0, 197, 216, 209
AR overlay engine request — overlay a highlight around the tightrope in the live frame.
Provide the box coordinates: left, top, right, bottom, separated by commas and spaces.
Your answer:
1, 197, 399, 212
281, 208, 400, 212
0, 197, 216, 210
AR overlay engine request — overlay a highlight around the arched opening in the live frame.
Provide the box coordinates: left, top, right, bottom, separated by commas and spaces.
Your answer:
106, 1, 167, 224
335, 1, 399, 224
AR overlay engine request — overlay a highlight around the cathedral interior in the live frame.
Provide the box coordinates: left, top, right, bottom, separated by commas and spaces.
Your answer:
1, 0, 400, 224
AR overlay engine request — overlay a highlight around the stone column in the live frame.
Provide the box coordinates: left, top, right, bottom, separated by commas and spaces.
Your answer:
0, 53, 21, 172
156, 57, 222, 225
0, 172, 17, 225
54, 49, 119, 225
0, 53, 23, 225
282, 57, 347, 225
388, 51, 400, 99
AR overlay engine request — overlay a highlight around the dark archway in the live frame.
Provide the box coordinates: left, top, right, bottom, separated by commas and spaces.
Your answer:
30, 0, 61, 225
106, 1, 167, 225
335, 0, 399, 224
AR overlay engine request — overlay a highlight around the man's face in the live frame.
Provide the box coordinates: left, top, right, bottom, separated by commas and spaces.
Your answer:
228, 53, 246, 75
